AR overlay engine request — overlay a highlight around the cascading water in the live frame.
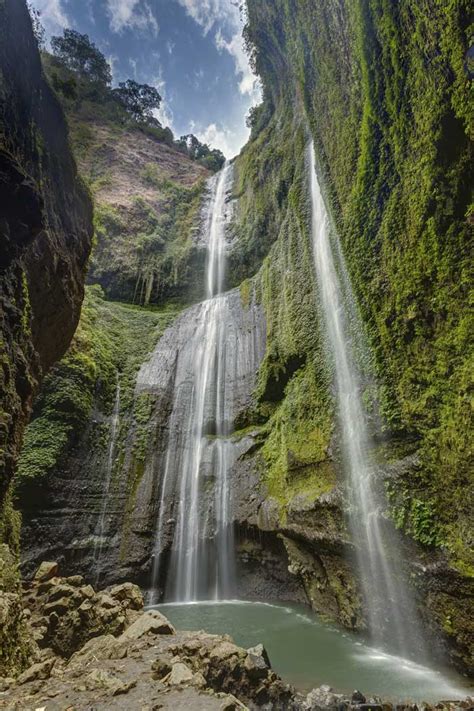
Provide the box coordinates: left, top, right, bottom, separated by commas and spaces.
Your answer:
93, 372, 120, 582
308, 141, 426, 661
148, 161, 244, 602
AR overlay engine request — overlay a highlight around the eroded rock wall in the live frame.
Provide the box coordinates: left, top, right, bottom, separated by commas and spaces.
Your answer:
233, 0, 473, 674
0, 0, 93, 675
0, 0, 92, 526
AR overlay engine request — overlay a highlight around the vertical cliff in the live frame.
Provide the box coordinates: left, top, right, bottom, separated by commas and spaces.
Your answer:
230, 0, 473, 672
0, 0, 93, 674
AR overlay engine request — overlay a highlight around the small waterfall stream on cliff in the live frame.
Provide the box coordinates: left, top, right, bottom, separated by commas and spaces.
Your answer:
149, 162, 239, 602
93, 373, 120, 582
308, 142, 425, 661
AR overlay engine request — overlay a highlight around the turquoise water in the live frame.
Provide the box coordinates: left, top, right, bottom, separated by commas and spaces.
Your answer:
155, 600, 472, 702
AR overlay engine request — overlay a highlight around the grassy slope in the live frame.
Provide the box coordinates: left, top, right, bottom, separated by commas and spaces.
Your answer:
240, 0, 473, 574
43, 53, 210, 306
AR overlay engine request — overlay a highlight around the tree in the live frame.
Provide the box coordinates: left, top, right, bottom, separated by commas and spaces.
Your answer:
176, 135, 225, 171
27, 3, 45, 49
112, 80, 161, 123
51, 29, 111, 85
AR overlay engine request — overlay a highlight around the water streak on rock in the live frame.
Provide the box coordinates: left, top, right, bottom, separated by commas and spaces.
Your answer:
93, 372, 121, 581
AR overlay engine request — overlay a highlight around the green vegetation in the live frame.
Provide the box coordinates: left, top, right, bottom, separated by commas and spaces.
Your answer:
51, 29, 112, 86
175, 134, 225, 173
38, 35, 214, 306
242, 0, 473, 573
16, 286, 181, 487
232, 89, 336, 518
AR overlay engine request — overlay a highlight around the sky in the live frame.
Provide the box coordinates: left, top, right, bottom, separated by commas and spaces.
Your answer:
30, 0, 261, 157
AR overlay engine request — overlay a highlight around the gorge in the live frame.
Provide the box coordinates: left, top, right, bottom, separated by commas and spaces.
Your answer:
0, 0, 473, 707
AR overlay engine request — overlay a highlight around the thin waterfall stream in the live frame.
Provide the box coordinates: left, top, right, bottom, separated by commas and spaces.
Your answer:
308, 141, 426, 661
93, 372, 120, 582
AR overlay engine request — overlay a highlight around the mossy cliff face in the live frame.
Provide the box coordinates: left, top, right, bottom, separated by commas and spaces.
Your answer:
233, 0, 473, 672
0, 0, 93, 674
17, 286, 181, 584
0, 0, 93, 547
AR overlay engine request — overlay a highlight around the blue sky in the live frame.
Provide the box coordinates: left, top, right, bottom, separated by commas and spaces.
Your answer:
30, 0, 261, 156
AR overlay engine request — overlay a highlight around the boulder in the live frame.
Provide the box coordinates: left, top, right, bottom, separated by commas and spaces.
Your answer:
209, 640, 245, 661
151, 657, 172, 680
82, 668, 136, 696
107, 582, 143, 610
17, 658, 55, 684
69, 634, 126, 665
166, 662, 195, 686
34, 562, 59, 582
304, 684, 348, 709
119, 609, 175, 641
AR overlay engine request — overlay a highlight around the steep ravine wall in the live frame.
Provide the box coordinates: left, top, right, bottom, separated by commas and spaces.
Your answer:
0, 0, 93, 674
234, 0, 473, 674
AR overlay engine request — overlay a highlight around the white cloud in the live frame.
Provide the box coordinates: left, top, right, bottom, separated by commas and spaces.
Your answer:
106, 0, 159, 36
177, 0, 260, 103
106, 54, 119, 81
176, 0, 235, 35
190, 121, 241, 159
215, 28, 258, 98
29, 0, 68, 35
151, 71, 176, 135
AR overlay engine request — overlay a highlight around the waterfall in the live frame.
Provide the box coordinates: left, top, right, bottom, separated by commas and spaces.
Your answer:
308, 141, 425, 660
93, 372, 120, 582
148, 161, 245, 602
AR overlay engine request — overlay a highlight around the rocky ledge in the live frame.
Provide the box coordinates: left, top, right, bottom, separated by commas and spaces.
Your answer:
1, 563, 472, 710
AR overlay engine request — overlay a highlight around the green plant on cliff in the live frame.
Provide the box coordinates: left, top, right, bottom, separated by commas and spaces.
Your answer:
243, 0, 473, 574
16, 286, 180, 487
232, 88, 337, 517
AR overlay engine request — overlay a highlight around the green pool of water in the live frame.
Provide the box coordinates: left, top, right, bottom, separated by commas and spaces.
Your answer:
154, 600, 472, 702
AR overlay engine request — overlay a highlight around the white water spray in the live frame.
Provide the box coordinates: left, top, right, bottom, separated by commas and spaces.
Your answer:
308, 141, 425, 660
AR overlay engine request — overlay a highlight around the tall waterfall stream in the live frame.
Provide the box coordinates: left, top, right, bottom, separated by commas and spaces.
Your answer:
146, 161, 257, 603
308, 141, 425, 661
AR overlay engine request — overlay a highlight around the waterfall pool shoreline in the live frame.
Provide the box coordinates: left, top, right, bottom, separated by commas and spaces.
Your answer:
150, 600, 472, 702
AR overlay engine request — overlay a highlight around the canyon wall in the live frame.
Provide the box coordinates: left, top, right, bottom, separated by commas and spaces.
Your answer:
0, 0, 93, 673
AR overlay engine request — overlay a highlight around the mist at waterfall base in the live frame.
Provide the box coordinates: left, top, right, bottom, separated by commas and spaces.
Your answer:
155, 601, 471, 701
308, 140, 428, 663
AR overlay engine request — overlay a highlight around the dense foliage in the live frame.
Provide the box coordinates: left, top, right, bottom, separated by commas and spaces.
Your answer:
51, 29, 112, 86
176, 134, 225, 172
241, 0, 473, 574
112, 79, 162, 124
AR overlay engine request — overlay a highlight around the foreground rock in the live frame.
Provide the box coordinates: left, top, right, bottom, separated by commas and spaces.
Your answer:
0, 564, 294, 709
0, 564, 472, 710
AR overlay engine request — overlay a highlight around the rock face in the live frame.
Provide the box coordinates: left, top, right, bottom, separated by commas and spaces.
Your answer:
19, 287, 268, 592
0, 0, 92, 528
0, 0, 92, 677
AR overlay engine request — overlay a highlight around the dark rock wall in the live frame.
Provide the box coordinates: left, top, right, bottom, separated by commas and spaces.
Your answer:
0, 0, 92, 676
0, 0, 92, 546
